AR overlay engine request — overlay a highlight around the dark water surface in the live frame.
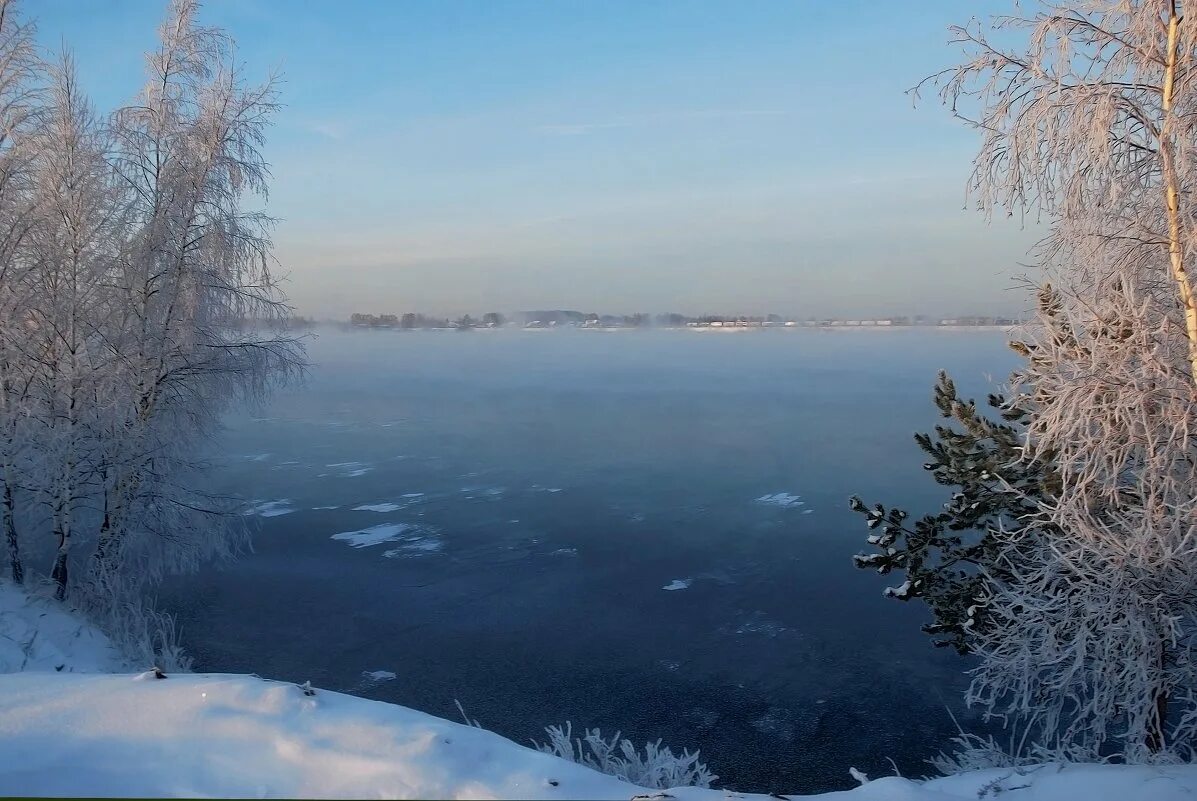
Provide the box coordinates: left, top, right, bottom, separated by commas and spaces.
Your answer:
160, 327, 1018, 794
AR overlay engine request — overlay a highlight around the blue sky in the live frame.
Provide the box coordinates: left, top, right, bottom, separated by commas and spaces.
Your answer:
37, 0, 1035, 318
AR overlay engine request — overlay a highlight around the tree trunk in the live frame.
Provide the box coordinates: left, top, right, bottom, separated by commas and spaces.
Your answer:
89, 509, 119, 597
3, 481, 19, 585
91, 472, 135, 592
1147, 639, 1170, 753
50, 553, 67, 600
1161, 8, 1197, 382
50, 526, 69, 601
1147, 687, 1169, 753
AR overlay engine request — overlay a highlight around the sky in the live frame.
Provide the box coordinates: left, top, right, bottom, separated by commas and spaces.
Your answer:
36, 0, 1037, 319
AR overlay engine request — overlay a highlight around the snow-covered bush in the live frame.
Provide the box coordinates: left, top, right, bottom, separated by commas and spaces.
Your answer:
927, 725, 1113, 776
89, 596, 192, 674
534, 722, 716, 789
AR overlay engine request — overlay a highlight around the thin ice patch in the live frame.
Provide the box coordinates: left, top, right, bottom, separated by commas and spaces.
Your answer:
353, 503, 404, 513
326, 461, 373, 478
331, 523, 421, 549
662, 579, 692, 591
383, 535, 444, 558
723, 610, 791, 639
243, 499, 296, 518
460, 486, 505, 500
353, 495, 425, 513
755, 492, 805, 508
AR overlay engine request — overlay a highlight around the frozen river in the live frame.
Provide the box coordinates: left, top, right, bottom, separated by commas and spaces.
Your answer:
161, 326, 1018, 793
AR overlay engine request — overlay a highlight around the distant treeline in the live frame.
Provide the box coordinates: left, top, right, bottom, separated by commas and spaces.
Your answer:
342, 311, 1023, 329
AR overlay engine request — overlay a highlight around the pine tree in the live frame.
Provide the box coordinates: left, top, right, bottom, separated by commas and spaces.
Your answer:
851, 318, 1060, 655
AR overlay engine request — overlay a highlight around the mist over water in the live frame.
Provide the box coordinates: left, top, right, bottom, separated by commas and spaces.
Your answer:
160, 327, 1019, 793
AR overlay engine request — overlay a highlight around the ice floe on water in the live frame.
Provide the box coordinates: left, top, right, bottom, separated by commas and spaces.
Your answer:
353, 503, 404, 513
530, 485, 563, 493
331, 523, 421, 548
351, 493, 428, 512
361, 670, 397, 683
755, 492, 806, 508
660, 570, 734, 591
353, 494, 426, 513
383, 536, 443, 558
550, 547, 577, 557
332, 522, 443, 556
326, 461, 373, 478
243, 499, 296, 518
460, 486, 505, 500
311, 505, 341, 510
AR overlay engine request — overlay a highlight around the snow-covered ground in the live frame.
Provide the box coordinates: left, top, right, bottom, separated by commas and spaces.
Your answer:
2, 579, 1197, 799
0, 580, 126, 673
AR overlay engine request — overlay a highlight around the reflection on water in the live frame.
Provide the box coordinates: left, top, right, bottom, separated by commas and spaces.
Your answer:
160, 327, 1017, 793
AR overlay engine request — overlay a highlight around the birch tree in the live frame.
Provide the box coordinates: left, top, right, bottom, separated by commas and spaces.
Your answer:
0, 0, 40, 585
24, 55, 119, 599
0, 0, 303, 662
924, 0, 1197, 761
85, 0, 302, 606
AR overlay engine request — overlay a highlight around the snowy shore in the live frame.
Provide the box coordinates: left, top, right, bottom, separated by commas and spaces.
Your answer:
1, 580, 1195, 800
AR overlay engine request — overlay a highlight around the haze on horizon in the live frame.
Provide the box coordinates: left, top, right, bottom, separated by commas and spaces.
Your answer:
39, 0, 1036, 320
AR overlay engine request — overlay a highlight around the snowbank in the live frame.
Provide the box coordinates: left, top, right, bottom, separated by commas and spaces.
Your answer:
0, 580, 125, 673
0, 671, 1194, 800
2, 580, 1197, 799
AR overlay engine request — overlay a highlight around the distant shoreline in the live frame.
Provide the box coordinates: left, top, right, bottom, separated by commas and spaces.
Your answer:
327, 323, 1016, 333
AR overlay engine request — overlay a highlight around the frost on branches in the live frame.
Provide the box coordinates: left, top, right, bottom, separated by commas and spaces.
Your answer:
865, 0, 1197, 764
534, 722, 716, 790
0, 0, 303, 663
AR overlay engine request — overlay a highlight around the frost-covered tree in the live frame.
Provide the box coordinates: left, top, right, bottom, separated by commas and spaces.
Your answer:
912, 0, 1197, 761
87, 0, 302, 607
23, 55, 120, 599
0, 0, 303, 663
0, 0, 42, 586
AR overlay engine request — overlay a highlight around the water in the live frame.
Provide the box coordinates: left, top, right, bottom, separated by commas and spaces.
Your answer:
159, 327, 1019, 794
